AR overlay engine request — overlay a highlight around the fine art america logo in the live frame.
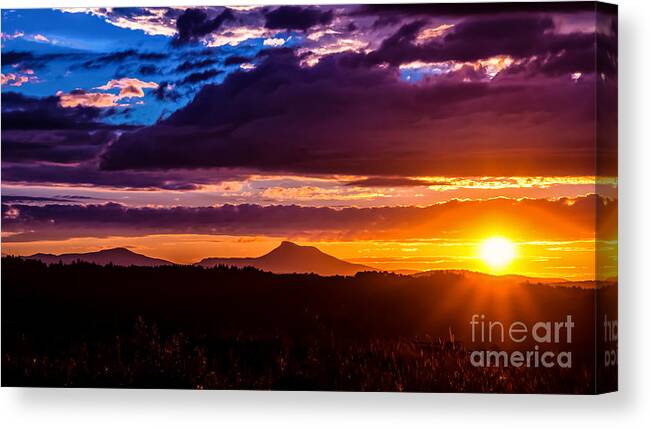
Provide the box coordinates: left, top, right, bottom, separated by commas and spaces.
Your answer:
468, 314, 574, 368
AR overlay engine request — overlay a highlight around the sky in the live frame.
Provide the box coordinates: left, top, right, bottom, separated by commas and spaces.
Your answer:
1, 3, 618, 280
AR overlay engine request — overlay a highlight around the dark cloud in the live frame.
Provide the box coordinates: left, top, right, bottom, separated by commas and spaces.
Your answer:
1, 92, 107, 130
80, 50, 167, 69
0, 162, 241, 191
1, 93, 124, 165
1, 129, 112, 163
1, 5, 617, 193
172, 8, 235, 46
1, 51, 35, 66
1, 195, 94, 204
223, 55, 251, 66
264, 6, 333, 31
178, 69, 223, 85
175, 58, 218, 73
152, 81, 181, 101
371, 15, 402, 29
364, 15, 596, 77
138, 64, 161, 75
1, 194, 615, 242
1, 51, 81, 70
101, 49, 606, 177
97, 7, 154, 19
353, 2, 601, 18
346, 178, 439, 187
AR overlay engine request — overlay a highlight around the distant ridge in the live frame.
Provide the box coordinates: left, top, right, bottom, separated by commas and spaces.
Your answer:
24, 248, 173, 267
197, 241, 377, 276
18, 245, 590, 284
413, 269, 573, 286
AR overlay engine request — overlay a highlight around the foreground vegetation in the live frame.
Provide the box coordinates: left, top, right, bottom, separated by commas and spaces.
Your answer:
1, 257, 617, 392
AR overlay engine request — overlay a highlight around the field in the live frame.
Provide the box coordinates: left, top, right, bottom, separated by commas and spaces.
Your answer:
1, 257, 617, 393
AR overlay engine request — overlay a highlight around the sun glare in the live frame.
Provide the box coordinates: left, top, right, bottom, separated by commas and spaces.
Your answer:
479, 237, 517, 270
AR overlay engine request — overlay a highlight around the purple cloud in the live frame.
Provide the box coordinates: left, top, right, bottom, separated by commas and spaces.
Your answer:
172, 8, 235, 46
2, 194, 615, 242
264, 6, 333, 31
100, 48, 610, 177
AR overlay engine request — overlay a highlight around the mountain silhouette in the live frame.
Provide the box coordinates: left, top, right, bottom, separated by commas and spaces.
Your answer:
197, 241, 377, 276
413, 269, 570, 286
24, 248, 173, 267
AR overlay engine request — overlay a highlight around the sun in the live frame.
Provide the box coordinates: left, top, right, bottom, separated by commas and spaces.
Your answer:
479, 237, 517, 270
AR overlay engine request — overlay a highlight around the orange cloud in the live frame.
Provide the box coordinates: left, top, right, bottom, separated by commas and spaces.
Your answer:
96, 78, 158, 98
57, 90, 120, 108
57, 78, 158, 108
1, 70, 37, 87
415, 24, 455, 43
399, 55, 514, 79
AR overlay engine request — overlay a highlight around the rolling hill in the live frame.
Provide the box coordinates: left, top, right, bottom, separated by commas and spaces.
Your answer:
24, 248, 173, 267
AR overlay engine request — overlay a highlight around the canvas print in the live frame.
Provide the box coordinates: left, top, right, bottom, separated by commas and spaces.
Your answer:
1, 2, 617, 393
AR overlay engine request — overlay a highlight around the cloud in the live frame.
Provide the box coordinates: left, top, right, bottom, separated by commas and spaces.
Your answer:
80, 49, 167, 70
33, 34, 50, 43
352, 3, 602, 18
204, 25, 269, 47
359, 12, 616, 81
172, 8, 235, 46
345, 177, 435, 187
1, 194, 616, 242
2, 5, 617, 194
96, 77, 159, 98
57, 90, 121, 108
59, 7, 183, 36
1, 31, 25, 40
1, 92, 122, 164
263, 37, 285, 47
297, 37, 368, 66
1, 162, 243, 191
1, 50, 77, 71
264, 6, 334, 31
56, 78, 158, 109
152, 81, 180, 101
2, 129, 113, 163
368, 17, 544, 65
1, 31, 53, 44
178, 69, 223, 85
175, 58, 218, 72
1, 195, 96, 204
1, 69, 38, 87
101, 49, 610, 177
1, 51, 34, 65
1, 92, 108, 130
223, 55, 251, 66
138, 65, 161, 75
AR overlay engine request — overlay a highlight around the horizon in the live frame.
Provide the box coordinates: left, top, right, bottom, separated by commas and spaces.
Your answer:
3, 239, 614, 282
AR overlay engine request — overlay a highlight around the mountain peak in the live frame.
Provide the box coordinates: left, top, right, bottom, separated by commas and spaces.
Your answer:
269, 241, 323, 257
98, 247, 134, 254
199, 241, 375, 276
278, 240, 300, 248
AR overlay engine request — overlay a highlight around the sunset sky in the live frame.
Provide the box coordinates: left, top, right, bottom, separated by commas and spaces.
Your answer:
1, 3, 617, 280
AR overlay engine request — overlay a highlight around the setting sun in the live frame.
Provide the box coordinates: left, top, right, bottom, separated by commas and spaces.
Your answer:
479, 237, 517, 270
